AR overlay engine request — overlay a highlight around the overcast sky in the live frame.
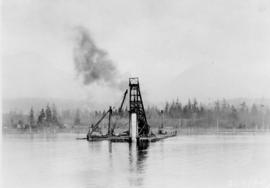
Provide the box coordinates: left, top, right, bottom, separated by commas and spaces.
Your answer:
2, 0, 270, 105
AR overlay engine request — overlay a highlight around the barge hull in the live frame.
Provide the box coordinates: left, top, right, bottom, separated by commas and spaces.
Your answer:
87, 131, 177, 143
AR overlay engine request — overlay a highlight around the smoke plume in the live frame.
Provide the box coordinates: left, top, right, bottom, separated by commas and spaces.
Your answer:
73, 26, 125, 89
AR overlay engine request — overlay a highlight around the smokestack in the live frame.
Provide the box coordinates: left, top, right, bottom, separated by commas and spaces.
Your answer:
73, 26, 126, 89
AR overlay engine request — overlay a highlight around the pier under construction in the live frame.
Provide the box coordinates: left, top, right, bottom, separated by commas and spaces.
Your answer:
86, 77, 177, 143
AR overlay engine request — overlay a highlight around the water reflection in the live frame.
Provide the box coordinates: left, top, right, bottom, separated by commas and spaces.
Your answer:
136, 142, 149, 172
87, 140, 104, 153
108, 141, 112, 153
3, 134, 270, 188
128, 142, 149, 187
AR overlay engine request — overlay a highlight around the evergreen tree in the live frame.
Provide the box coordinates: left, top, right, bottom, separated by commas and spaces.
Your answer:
240, 102, 247, 112
169, 100, 175, 117
199, 105, 204, 113
183, 105, 189, 118
164, 102, 169, 114
38, 108, 46, 125
52, 104, 58, 124
193, 98, 198, 113
221, 99, 228, 113
74, 109, 81, 125
45, 105, 52, 122
250, 104, 259, 128
29, 107, 35, 127
214, 100, 220, 112
187, 99, 192, 111
251, 104, 258, 115
230, 105, 238, 127
176, 101, 182, 118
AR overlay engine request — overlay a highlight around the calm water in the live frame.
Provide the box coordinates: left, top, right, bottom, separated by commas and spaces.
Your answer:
2, 133, 270, 188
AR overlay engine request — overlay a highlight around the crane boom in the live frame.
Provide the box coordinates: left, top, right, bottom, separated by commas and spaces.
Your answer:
118, 89, 128, 113
89, 109, 110, 135
87, 89, 128, 139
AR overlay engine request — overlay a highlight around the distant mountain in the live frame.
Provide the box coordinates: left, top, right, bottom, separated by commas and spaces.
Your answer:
2, 62, 270, 113
2, 96, 270, 115
166, 62, 270, 103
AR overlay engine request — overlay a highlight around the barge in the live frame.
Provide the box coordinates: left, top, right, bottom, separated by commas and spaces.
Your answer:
86, 78, 177, 143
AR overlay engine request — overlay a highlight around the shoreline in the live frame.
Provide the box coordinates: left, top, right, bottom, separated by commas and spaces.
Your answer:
3, 127, 270, 136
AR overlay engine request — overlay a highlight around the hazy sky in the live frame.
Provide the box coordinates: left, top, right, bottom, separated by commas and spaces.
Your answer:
2, 0, 270, 104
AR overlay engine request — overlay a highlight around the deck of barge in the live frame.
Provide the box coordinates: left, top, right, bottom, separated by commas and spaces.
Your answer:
87, 130, 177, 143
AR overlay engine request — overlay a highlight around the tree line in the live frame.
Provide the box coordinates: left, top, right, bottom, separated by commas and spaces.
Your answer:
146, 98, 270, 129
3, 104, 62, 130
2, 99, 270, 131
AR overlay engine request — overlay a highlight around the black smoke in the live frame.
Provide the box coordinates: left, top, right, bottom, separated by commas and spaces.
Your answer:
73, 26, 125, 89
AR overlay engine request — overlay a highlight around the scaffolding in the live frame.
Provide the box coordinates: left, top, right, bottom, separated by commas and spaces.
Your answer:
129, 77, 150, 136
